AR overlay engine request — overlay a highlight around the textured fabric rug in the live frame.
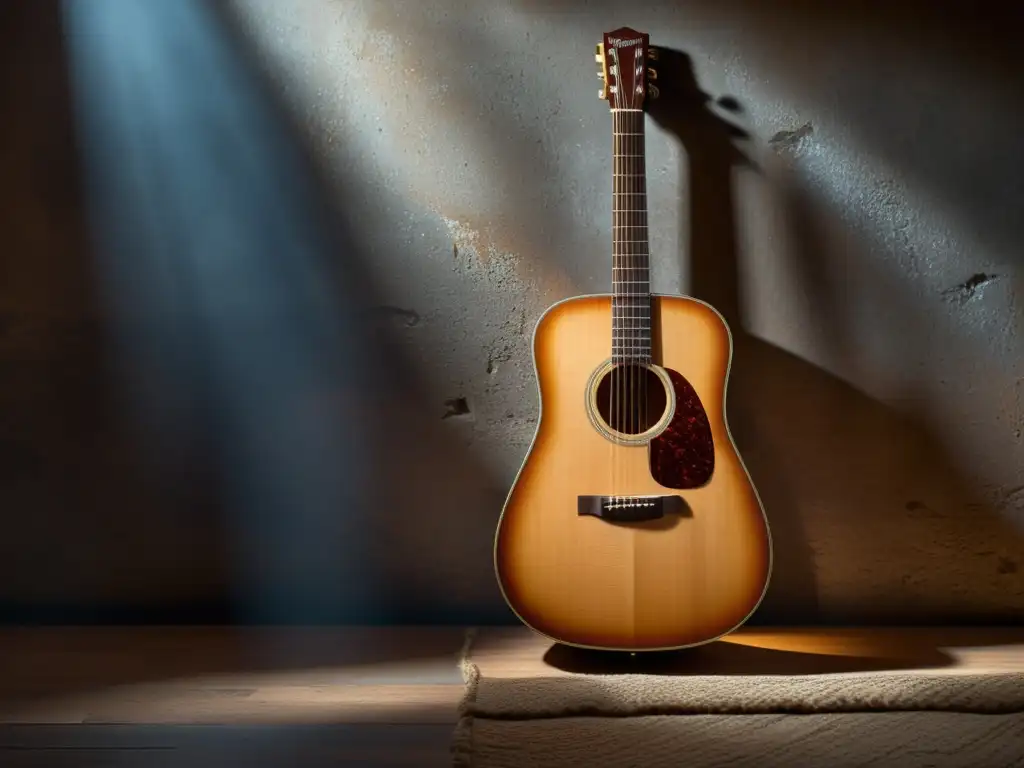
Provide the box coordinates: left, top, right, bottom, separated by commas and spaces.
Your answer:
452, 629, 1024, 768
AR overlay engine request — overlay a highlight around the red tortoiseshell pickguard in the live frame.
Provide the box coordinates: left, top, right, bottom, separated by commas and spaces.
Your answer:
648, 367, 714, 489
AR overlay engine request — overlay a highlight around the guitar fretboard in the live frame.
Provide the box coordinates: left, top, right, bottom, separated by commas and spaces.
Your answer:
611, 109, 651, 364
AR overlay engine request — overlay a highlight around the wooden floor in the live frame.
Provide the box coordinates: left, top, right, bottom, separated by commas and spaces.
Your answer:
1, 626, 1023, 766
0, 627, 468, 767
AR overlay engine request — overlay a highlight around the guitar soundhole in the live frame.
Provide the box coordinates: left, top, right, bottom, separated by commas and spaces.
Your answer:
594, 363, 668, 436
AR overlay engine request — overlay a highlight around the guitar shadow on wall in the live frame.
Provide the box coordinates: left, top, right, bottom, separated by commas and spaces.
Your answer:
642, 50, 1024, 626
645, 51, 819, 622
542, 47, 1024, 675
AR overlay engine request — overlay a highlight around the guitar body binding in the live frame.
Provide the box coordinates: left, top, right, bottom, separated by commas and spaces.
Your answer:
492, 293, 773, 652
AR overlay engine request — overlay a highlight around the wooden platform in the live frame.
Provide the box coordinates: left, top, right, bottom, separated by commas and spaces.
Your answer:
1, 626, 1022, 766
469, 625, 1024, 679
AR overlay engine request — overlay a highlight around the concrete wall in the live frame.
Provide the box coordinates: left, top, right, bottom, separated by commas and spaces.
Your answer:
0, 0, 1021, 624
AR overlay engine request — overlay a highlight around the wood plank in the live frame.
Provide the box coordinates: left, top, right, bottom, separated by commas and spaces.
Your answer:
0, 683, 463, 725
470, 626, 1024, 678
0, 724, 455, 768
0, 627, 467, 725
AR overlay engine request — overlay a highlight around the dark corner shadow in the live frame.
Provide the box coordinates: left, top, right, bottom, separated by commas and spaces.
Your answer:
0, 0, 506, 628
642, 48, 1024, 625
541, 637, 955, 676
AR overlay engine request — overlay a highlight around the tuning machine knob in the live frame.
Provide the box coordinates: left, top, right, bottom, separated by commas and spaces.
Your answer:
648, 46, 659, 60
648, 84, 660, 99
647, 67, 657, 80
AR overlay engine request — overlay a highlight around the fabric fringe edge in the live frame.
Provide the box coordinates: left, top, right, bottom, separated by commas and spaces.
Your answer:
451, 627, 480, 768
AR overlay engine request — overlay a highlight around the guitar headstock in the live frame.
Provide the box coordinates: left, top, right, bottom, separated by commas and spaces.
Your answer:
596, 27, 659, 110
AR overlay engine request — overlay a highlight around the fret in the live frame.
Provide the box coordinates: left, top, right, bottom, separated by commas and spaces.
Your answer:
609, 108, 652, 358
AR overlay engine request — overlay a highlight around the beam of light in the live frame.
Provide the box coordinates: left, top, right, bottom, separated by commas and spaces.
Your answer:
61, 0, 380, 622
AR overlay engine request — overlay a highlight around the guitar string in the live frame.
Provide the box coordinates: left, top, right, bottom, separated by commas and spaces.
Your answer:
611, 47, 650, 507
609, 48, 651, 509
638, 78, 647, 475
614, 48, 637, 508
636, 50, 647, 485
629, 69, 638, 496
626, 50, 636, 508
614, 51, 622, 501
610, 47, 618, 503
626, 67, 635, 506
622, 64, 630, 505
632, 60, 639, 496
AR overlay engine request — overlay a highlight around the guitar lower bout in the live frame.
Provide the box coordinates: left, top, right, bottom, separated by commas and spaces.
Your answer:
493, 293, 772, 652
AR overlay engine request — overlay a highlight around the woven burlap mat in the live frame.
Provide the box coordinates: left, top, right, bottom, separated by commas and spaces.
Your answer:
452, 628, 1024, 768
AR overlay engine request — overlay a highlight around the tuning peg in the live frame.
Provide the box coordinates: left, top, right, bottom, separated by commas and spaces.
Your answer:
648, 84, 660, 99
595, 53, 603, 63
599, 87, 606, 99
596, 43, 602, 54
598, 70, 605, 79
648, 47, 659, 60
647, 67, 657, 80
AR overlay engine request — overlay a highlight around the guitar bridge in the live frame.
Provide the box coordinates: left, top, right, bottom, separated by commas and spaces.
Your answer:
577, 495, 689, 523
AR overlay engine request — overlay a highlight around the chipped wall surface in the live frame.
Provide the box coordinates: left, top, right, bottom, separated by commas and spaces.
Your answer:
1, 0, 1022, 623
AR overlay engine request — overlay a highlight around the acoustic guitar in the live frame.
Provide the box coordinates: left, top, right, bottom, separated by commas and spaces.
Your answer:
493, 27, 772, 652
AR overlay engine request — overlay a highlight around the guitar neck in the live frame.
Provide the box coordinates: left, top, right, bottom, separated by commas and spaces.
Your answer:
611, 108, 651, 364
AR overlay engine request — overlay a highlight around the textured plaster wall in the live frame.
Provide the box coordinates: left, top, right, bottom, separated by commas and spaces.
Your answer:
0, 0, 1022, 624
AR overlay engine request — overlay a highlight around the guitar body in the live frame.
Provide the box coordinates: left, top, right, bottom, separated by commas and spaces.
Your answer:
494, 294, 772, 651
